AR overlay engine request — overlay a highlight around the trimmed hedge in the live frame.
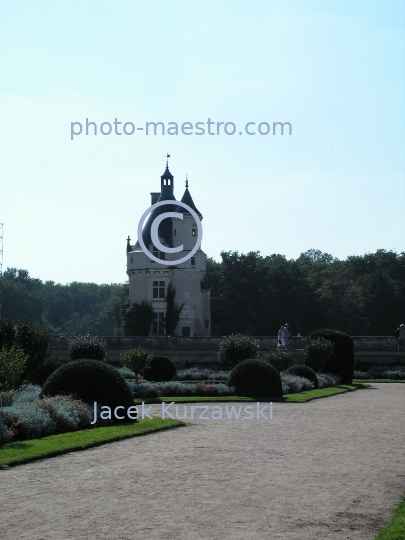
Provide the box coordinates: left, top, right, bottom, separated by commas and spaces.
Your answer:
228, 359, 283, 397
144, 356, 177, 382
306, 328, 354, 384
285, 364, 319, 389
42, 360, 134, 421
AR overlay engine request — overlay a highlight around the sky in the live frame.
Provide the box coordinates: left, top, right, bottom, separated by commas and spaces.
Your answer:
0, 0, 404, 285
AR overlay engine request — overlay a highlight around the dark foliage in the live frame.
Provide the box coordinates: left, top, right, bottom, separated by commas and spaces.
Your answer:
205, 249, 405, 336
29, 358, 62, 386
144, 355, 177, 381
0, 318, 51, 381
42, 359, 134, 421
165, 283, 183, 336
228, 359, 283, 397
108, 284, 153, 336
306, 328, 354, 384
285, 364, 319, 389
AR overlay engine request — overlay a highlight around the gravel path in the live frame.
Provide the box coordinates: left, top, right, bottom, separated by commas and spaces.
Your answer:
1, 383, 404, 540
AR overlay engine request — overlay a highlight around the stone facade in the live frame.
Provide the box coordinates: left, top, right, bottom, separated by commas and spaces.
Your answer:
126, 163, 211, 337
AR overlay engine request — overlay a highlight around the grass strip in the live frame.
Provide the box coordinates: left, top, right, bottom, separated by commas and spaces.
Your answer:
353, 379, 405, 383
136, 385, 366, 404
374, 495, 405, 539
136, 396, 254, 404
284, 383, 366, 403
0, 418, 184, 469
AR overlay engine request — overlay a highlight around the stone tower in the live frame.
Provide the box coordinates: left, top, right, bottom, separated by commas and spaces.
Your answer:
126, 162, 211, 337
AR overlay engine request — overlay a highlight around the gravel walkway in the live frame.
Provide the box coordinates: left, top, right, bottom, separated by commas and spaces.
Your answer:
1, 383, 404, 540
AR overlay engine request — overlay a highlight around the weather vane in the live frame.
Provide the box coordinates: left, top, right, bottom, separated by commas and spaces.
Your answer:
165, 153, 170, 167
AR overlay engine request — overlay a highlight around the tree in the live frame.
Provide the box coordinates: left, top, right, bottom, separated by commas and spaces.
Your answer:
124, 301, 154, 336
0, 318, 51, 383
120, 348, 153, 384
0, 346, 27, 390
165, 283, 183, 336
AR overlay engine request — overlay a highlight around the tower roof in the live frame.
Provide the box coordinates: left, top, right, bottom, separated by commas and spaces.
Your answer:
135, 162, 177, 249
176, 179, 202, 218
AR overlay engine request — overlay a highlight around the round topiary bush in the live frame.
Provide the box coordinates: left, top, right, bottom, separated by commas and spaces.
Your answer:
144, 355, 177, 381
285, 364, 319, 389
306, 328, 354, 384
262, 351, 291, 372
228, 359, 283, 397
42, 359, 134, 421
68, 335, 107, 361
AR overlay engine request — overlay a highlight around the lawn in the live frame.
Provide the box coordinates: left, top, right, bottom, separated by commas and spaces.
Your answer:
374, 495, 405, 539
0, 418, 184, 469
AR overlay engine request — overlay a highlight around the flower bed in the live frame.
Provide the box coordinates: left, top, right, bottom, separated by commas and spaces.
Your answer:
0, 385, 92, 444
354, 369, 405, 380
174, 368, 229, 381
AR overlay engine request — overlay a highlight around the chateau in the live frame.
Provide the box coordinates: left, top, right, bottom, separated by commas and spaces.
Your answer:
126, 161, 211, 337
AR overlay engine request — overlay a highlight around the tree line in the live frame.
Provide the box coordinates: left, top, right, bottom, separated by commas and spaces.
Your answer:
205, 249, 405, 336
1, 248, 404, 336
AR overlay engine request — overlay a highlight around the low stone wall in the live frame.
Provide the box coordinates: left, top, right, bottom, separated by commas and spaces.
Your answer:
50, 335, 404, 371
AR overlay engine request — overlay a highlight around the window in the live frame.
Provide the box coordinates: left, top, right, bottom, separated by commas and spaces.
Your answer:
182, 326, 191, 337
192, 229, 196, 236
153, 312, 165, 334
174, 229, 176, 236
152, 246, 166, 260
130, 256, 133, 263
205, 319, 210, 328
153, 281, 165, 299
191, 257, 195, 266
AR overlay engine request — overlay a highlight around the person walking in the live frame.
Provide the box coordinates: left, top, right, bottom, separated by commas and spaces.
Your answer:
283, 323, 292, 350
277, 325, 284, 350
396, 324, 405, 351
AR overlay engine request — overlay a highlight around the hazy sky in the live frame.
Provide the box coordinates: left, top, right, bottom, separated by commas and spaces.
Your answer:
1, 0, 404, 284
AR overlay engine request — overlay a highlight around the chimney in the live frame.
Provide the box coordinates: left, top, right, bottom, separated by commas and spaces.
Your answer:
151, 192, 160, 204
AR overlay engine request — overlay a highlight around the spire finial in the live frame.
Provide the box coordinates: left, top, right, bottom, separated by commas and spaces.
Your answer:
185, 175, 188, 188
165, 153, 170, 167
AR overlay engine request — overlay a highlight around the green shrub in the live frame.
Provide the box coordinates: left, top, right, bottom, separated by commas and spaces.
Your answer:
307, 328, 354, 384
68, 335, 107, 361
0, 346, 27, 390
0, 319, 51, 381
218, 334, 259, 368
42, 359, 134, 422
228, 359, 283, 397
304, 337, 334, 373
144, 356, 177, 381
29, 358, 62, 386
262, 351, 291, 372
120, 348, 152, 380
285, 364, 319, 389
